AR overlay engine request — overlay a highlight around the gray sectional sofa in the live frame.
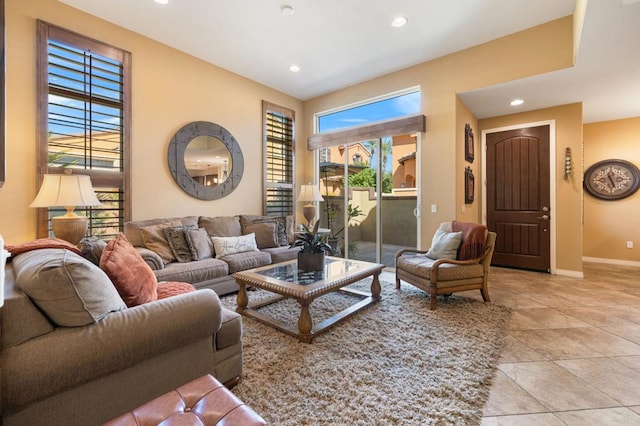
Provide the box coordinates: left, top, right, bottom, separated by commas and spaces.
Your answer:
124, 214, 300, 295
0, 213, 296, 425
1, 249, 243, 426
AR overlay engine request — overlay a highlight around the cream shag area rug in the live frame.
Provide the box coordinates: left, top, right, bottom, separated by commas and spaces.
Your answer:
221, 280, 511, 425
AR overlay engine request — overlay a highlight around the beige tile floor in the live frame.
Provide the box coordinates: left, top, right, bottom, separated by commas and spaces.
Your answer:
462, 262, 640, 425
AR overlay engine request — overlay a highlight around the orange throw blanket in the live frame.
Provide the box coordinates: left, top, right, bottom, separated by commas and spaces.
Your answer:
452, 221, 487, 260
6, 237, 82, 257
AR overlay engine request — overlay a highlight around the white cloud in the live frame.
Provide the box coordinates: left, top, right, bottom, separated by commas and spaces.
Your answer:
392, 92, 420, 114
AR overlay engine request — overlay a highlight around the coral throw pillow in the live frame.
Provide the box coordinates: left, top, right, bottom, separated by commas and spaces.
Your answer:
157, 281, 196, 299
100, 233, 158, 307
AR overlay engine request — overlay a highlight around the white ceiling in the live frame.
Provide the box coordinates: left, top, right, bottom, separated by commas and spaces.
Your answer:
460, 0, 640, 123
59, 0, 640, 123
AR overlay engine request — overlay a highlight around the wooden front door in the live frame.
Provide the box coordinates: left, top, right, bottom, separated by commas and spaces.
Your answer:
486, 125, 551, 272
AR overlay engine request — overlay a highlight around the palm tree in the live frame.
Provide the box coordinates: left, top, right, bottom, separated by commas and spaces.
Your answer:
363, 139, 376, 165
380, 137, 393, 171
363, 138, 393, 170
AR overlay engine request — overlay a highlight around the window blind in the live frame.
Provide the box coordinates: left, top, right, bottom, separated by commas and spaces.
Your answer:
47, 40, 124, 172
38, 21, 131, 239
263, 101, 295, 216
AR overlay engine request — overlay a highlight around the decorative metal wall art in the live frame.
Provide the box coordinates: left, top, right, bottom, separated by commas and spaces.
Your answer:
465, 166, 474, 204
464, 123, 474, 163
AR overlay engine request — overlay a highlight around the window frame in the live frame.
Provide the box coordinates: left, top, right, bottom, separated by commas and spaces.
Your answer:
36, 21, 132, 239
316, 88, 420, 134
262, 101, 295, 217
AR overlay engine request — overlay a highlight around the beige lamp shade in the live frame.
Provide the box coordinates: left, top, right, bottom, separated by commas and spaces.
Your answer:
30, 174, 101, 244
298, 184, 324, 227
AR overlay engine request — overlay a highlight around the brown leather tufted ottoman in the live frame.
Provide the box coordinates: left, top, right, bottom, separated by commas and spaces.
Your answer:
105, 374, 266, 425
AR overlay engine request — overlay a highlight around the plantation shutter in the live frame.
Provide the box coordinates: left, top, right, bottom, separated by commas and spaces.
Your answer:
37, 21, 131, 239
263, 101, 295, 216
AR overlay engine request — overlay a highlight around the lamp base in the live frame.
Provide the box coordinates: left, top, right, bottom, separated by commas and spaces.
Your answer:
52, 215, 88, 245
302, 205, 316, 227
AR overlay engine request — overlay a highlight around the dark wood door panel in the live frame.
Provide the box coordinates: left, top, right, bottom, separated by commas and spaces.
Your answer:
492, 222, 543, 269
486, 125, 550, 272
492, 136, 541, 211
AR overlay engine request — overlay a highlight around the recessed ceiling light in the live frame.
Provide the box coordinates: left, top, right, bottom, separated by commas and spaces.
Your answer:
154, 0, 169, 5
510, 99, 524, 106
281, 5, 295, 15
289, 64, 301, 73
391, 16, 408, 28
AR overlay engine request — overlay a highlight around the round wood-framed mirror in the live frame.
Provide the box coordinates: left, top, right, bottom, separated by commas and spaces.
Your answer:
168, 121, 244, 200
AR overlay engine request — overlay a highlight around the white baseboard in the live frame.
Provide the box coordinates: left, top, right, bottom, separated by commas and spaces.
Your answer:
583, 256, 640, 268
554, 269, 584, 278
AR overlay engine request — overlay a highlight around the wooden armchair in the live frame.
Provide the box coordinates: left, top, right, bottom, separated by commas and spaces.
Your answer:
395, 222, 496, 310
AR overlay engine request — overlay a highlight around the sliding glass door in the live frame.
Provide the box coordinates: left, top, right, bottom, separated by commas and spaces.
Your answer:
313, 90, 423, 267
318, 132, 420, 267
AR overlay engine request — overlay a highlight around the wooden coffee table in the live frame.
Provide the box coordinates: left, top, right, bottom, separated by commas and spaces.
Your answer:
232, 257, 384, 343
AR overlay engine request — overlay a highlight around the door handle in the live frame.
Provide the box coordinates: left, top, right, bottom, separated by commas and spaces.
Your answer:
537, 215, 549, 220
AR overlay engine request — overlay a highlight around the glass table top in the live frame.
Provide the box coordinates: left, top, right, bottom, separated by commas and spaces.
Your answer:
255, 257, 366, 285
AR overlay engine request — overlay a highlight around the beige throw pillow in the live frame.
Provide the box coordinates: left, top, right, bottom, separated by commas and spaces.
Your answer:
212, 233, 258, 258
140, 219, 182, 263
426, 229, 463, 260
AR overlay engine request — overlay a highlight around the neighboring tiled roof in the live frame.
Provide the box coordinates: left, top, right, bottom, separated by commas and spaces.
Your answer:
397, 152, 416, 164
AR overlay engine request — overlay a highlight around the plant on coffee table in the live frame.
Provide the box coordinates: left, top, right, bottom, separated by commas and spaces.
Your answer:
291, 222, 333, 271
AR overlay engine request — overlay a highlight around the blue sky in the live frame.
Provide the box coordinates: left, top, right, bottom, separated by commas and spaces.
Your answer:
318, 91, 420, 133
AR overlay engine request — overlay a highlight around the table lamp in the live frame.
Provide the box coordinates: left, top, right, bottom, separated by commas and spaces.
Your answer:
297, 184, 324, 227
29, 172, 101, 245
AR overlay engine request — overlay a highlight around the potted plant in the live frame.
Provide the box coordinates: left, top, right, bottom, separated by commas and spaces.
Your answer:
326, 203, 364, 256
291, 221, 333, 272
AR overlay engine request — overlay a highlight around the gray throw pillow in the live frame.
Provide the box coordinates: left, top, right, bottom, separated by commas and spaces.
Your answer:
78, 237, 107, 265
185, 228, 214, 260
245, 222, 279, 249
240, 215, 289, 246
163, 227, 193, 263
199, 216, 242, 237
426, 229, 463, 260
13, 248, 127, 327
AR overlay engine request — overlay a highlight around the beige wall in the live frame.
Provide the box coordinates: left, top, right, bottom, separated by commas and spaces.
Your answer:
0, 1, 584, 272
0, 0, 303, 244
456, 97, 480, 223
583, 117, 640, 262
303, 16, 574, 255
478, 103, 584, 273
